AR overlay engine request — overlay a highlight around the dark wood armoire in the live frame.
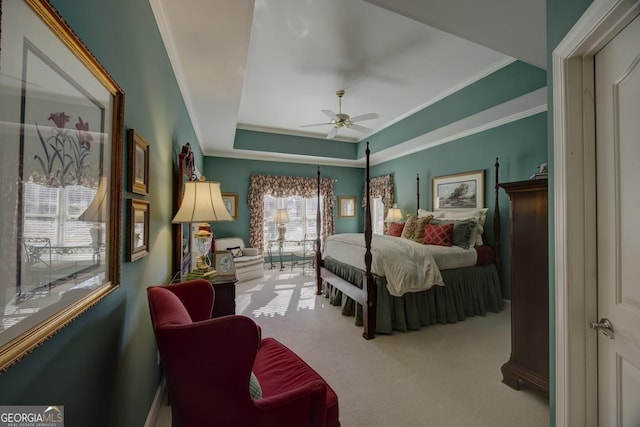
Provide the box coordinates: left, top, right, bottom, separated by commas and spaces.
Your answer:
499, 178, 549, 395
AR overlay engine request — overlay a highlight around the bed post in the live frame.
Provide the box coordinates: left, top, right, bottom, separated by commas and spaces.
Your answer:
416, 173, 420, 214
363, 142, 376, 340
316, 167, 322, 295
493, 158, 502, 284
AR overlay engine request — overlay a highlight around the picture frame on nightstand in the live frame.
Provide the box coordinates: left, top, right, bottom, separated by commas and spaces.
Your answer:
214, 251, 236, 277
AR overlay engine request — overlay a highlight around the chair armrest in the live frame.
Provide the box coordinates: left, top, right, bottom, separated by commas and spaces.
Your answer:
243, 247, 260, 257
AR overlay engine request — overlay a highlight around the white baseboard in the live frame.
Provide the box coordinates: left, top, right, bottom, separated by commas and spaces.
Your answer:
502, 299, 511, 311
144, 378, 167, 427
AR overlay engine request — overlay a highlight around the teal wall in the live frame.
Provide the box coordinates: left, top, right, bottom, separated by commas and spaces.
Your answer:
0, 1, 202, 426
546, 0, 595, 424
203, 157, 365, 241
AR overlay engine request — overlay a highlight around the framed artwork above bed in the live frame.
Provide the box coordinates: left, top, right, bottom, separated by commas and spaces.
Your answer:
432, 170, 484, 210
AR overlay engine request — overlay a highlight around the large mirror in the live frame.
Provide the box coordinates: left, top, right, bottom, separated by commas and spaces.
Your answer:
0, 0, 124, 372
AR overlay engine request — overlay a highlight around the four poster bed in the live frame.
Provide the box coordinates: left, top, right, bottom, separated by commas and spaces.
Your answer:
314, 144, 503, 339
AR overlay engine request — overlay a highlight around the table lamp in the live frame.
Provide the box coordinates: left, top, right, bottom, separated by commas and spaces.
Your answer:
78, 176, 108, 250
272, 209, 290, 241
384, 203, 403, 223
172, 177, 233, 270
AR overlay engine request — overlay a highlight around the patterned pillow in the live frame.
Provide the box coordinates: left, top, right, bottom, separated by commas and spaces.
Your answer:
386, 222, 405, 237
423, 223, 453, 246
249, 371, 262, 399
228, 246, 243, 258
401, 214, 433, 243
431, 218, 477, 249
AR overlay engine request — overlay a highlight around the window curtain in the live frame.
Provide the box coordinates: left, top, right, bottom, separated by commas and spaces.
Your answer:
361, 174, 395, 225
248, 174, 335, 253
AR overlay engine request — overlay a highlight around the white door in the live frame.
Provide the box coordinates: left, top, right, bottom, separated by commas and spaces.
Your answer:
595, 14, 640, 427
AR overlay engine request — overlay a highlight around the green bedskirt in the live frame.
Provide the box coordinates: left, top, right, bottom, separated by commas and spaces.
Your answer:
322, 257, 503, 334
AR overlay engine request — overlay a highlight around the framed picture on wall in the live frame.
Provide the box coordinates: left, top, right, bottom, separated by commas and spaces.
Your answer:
128, 129, 150, 195
222, 192, 238, 220
127, 199, 150, 262
432, 170, 485, 210
338, 196, 357, 218
0, 0, 125, 372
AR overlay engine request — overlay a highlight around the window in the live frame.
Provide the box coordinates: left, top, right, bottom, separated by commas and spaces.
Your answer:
371, 197, 385, 235
264, 195, 322, 251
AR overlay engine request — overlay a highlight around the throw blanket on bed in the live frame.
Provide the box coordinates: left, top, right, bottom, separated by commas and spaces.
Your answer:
324, 233, 445, 296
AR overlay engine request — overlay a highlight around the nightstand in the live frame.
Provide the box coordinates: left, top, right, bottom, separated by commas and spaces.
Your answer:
185, 271, 239, 318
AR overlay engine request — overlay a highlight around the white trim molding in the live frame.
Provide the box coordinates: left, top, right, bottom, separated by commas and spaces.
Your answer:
553, 1, 640, 426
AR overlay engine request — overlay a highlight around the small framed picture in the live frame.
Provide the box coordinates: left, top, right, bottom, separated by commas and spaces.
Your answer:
432, 170, 485, 210
214, 251, 236, 276
338, 196, 357, 218
127, 199, 150, 261
222, 192, 239, 220
128, 129, 150, 195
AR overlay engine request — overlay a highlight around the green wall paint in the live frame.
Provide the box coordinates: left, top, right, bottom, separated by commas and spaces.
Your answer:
203, 157, 365, 242
360, 61, 547, 157
0, 1, 201, 426
235, 129, 358, 159
546, 0, 595, 424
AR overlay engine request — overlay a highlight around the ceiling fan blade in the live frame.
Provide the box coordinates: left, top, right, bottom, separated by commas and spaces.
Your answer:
322, 109, 339, 121
326, 127, 339, 139
349, 112, 379, 123
348, 123, 372, 133
300, 122, 331, 128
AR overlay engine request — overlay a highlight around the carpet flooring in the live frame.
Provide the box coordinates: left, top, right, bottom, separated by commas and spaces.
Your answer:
154, 267, 549, 427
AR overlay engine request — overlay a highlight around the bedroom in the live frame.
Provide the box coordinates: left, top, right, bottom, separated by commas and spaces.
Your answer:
0, 0, 610, 426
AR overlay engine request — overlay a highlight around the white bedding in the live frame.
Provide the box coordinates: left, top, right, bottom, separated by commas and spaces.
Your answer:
324, 234, 452, 296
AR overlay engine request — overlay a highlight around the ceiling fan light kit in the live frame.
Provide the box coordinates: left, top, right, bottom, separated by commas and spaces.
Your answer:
301, 89, 379, 139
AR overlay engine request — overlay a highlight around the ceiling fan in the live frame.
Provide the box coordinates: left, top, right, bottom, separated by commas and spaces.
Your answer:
301, 90, 379, 139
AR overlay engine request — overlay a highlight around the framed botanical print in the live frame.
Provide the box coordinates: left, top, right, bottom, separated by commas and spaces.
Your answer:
0, 0, 124, 372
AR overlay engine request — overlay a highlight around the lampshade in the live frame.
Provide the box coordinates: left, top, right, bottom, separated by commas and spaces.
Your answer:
272, 209, 290, 224
384, 204, 403, 223
172, 179, 234, 223
79, 176, 108, 222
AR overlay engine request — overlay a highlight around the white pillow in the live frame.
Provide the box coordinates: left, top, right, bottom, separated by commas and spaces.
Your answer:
439, 208, 488, 246
417, 209, 444, 219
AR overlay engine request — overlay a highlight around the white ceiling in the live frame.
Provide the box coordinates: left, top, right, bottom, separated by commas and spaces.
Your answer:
150, 0, 546, 163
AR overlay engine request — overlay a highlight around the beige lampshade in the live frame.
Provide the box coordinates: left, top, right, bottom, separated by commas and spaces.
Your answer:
272, 209, 290, 224
79, 176, 108, 222
384, 204, 403, 223
172, 180, 234, 223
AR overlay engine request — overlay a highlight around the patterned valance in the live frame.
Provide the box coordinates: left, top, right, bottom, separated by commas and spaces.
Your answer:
248, 174, 335, 252
361, 174, 395, 225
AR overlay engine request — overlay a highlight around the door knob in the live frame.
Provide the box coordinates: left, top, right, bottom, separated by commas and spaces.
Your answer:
590, 318, 615, 339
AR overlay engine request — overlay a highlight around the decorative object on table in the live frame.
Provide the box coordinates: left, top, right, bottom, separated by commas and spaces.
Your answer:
338, 195, 356, 218
127, 129, 150, 195
384, 203, 403, 223
272, 209, 290, 241
78, 176, 108, 252
432, 170, 485, 210
172, 177, 234, 271
215, 251, 237, 277
529, 163, 548, 180
214, 237, 264, 283
222, 192, 239, 220
127, 199, 150, 262
0, 0, 124, 372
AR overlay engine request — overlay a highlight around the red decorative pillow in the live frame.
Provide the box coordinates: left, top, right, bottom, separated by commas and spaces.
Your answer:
423, 223, 453, 246
386, 222, 405, 237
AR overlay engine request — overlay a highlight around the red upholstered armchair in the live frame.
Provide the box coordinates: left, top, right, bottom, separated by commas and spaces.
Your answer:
147, 279, 339, 427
